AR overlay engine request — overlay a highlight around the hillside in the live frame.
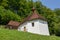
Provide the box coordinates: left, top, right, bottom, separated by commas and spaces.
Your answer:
0, 28, 60, 40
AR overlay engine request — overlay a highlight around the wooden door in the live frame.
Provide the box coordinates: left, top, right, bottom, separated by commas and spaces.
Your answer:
24, 27, 26, 32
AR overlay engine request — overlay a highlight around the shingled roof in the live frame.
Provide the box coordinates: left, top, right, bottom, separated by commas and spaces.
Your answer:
23, 7, 46, 21
7, 21, 20, 29
19, 7, 46, 25
26, 12, 45, 21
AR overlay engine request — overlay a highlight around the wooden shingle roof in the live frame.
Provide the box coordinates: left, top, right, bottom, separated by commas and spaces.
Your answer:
23, 7, 46, 21
19, 7, 46, 25
7, 21, 20, 27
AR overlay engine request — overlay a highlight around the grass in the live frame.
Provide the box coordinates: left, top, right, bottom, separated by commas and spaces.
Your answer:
0, 27, 60, 40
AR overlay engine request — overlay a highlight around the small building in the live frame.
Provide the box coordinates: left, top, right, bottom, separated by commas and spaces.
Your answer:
18, 7, 50, 35
7, 7, 50, 35
6, 21, 20, 29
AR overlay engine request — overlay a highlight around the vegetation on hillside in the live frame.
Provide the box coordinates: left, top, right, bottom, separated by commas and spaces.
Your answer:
0, 28, 60, 40
0, 0, 60, 36
0, 6, 21, 24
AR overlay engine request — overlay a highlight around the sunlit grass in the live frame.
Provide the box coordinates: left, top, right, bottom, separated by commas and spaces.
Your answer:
0, 27, 60, 40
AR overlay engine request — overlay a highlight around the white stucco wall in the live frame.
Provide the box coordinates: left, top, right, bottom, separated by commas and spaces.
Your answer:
18, 19, 50, 35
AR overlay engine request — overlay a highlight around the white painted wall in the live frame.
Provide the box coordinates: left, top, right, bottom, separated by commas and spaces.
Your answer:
18, 19, 50, 35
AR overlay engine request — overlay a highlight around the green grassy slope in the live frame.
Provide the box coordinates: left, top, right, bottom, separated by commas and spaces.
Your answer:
0, 29, 60, 40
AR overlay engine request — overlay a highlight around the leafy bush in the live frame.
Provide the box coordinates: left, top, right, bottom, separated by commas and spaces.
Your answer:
0, 6, 21, 24
54, 26, 60, 36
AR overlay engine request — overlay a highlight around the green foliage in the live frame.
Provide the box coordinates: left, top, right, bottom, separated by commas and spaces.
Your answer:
55, 26, 60, 36
0, 28, 60, 40
53, 8, 60, 36
54, 8, 60, 16
0, 6, 21, 24
0, 0, 60, 36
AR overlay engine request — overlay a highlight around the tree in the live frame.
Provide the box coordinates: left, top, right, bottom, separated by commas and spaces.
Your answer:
53, 8, 60, 36
0, 6, 21, 24
54, 8, 60, 16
